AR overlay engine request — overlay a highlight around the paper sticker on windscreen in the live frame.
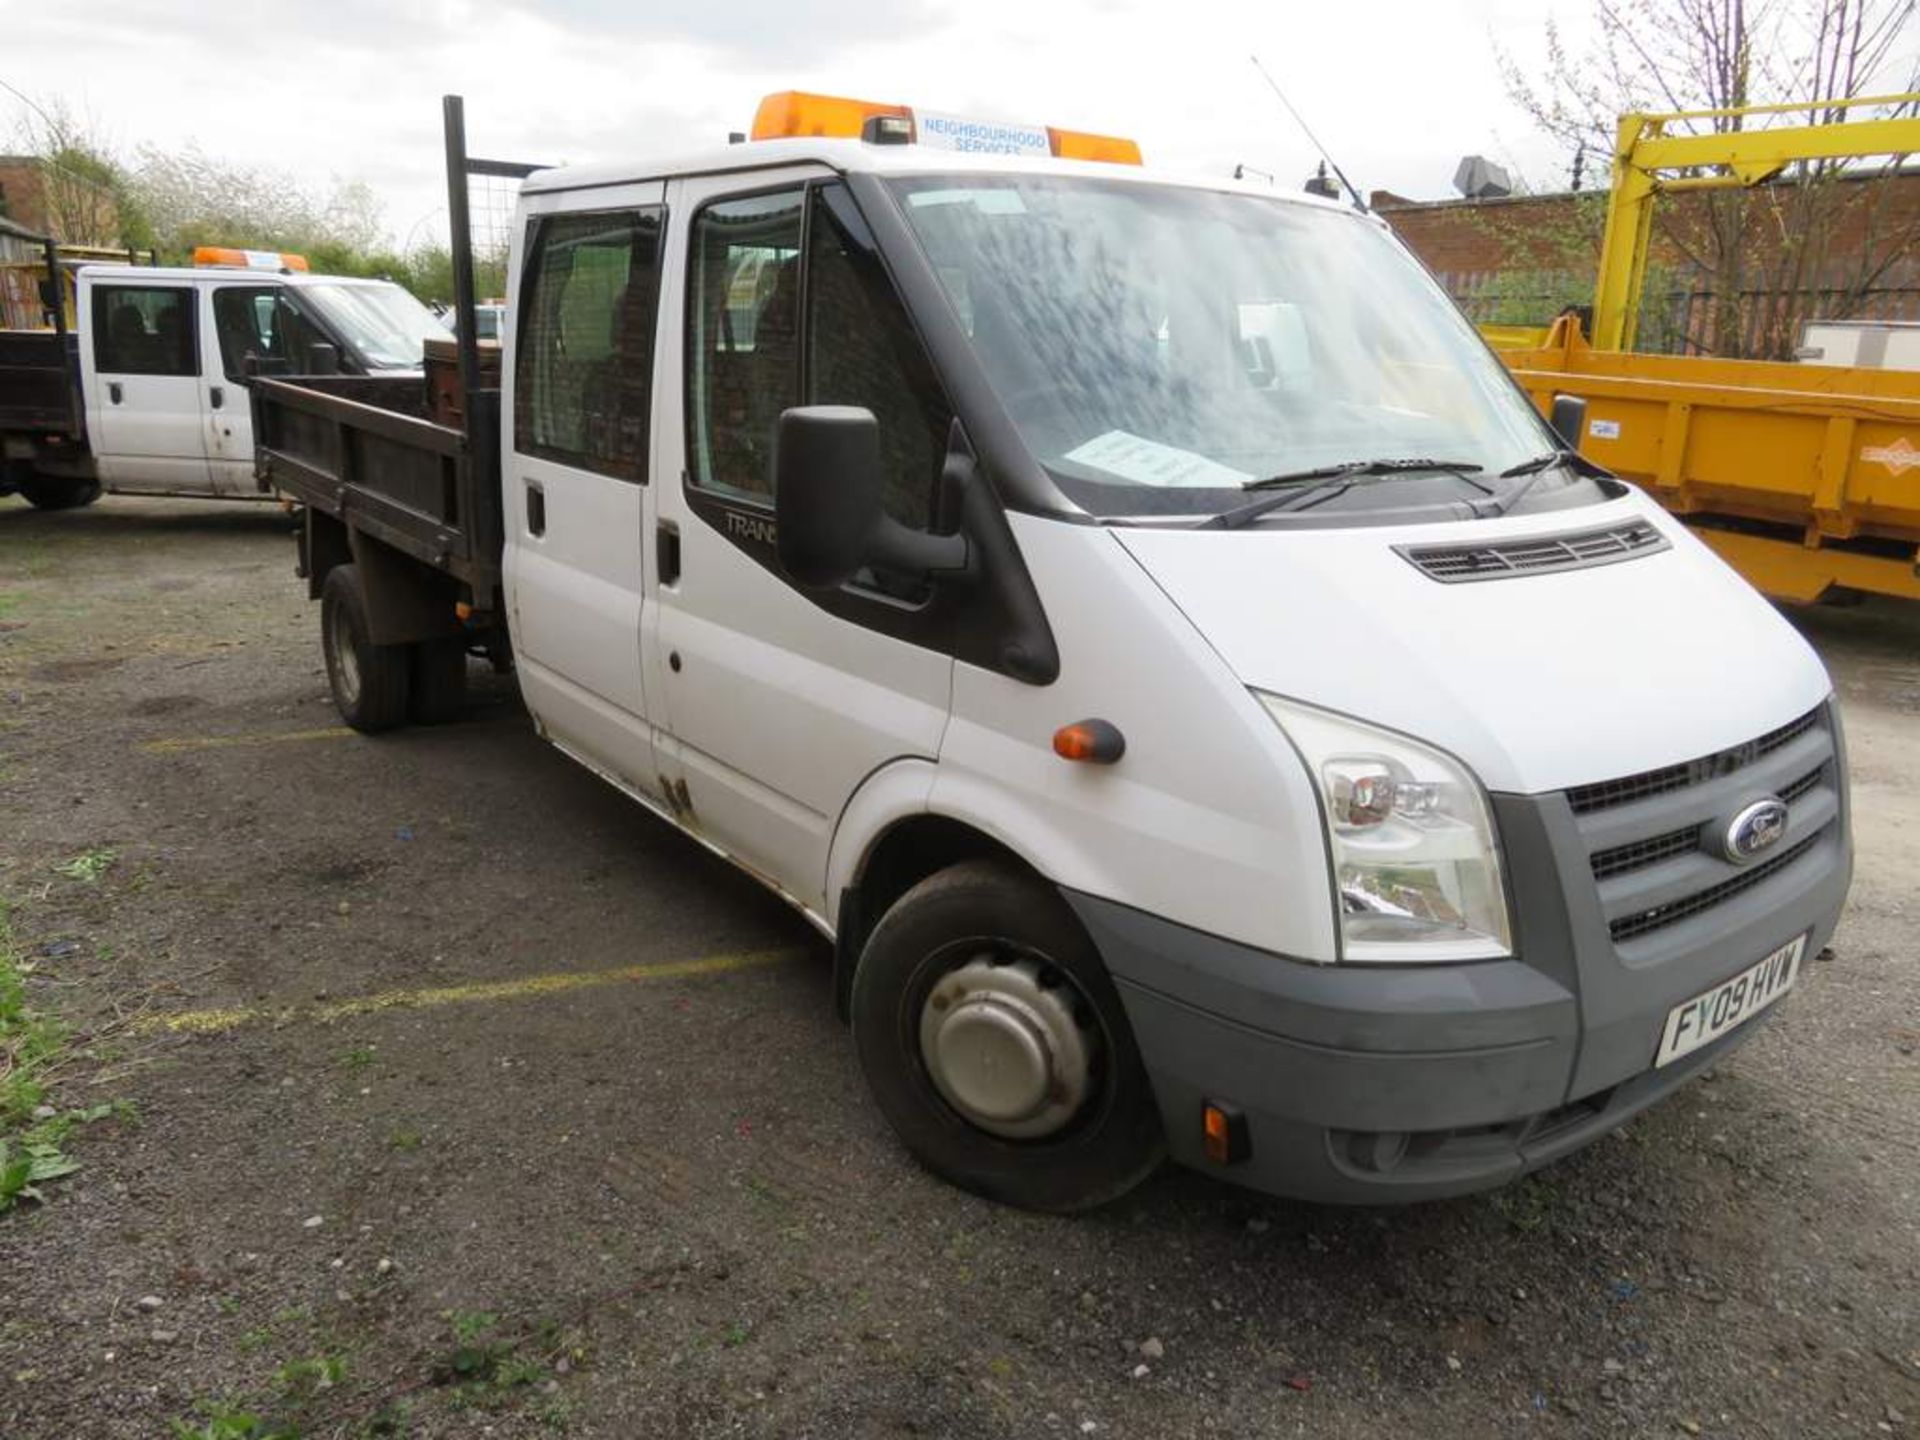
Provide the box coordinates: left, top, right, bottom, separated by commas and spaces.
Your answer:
1063, 430, 1252, 488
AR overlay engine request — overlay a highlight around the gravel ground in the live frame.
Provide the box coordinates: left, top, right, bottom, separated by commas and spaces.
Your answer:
0, 493, 1915, 1439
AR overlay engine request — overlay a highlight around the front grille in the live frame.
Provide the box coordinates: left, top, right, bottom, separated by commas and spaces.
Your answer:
1591, 825, 1700, 879
1608, 833, 1821, 942
1778, 764, 1825, 805
1566, 706, 1837, 948
1399, 520, 1667, 583
1567, 708, 1820, 816
1587, 760, 1827, 881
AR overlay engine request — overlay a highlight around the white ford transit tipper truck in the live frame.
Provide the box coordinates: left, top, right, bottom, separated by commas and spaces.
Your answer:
251, 95, 1851, 1211
1, 248, 449, 509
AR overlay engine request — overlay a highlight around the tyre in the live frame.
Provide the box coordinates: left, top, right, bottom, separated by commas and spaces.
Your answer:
850, 859, 1166, 1212
320, 564, 410, 733
407, 637, 469, 724
19, 475, 102, 510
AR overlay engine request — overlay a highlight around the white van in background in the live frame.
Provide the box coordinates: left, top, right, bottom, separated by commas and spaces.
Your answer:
0, 249, 448, 508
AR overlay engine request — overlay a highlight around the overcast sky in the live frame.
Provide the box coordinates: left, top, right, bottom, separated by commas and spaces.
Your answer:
7, 0, 1596, 249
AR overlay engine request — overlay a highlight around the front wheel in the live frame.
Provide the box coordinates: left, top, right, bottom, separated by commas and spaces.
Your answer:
850, 859, 1165, 1212
321, 564, 410, 733
19, 475, 102, 511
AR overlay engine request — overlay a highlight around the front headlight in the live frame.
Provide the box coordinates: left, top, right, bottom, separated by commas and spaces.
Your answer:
1258, 693, 1511, 963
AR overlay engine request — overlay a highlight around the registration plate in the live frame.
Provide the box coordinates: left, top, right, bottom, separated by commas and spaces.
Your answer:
1653, 934, 1806, 1069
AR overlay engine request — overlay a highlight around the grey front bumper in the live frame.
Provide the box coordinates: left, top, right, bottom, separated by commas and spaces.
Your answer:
1066, 779, 1852, 1205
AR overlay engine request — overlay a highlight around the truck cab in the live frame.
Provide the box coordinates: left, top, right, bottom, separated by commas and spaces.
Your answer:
2, 251, 448, 508
258, 93, 1852, 1213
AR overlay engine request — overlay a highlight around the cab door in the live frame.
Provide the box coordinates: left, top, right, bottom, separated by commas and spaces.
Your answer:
649, 172, 957, 917
200, 281, 338, 495
501, 185, 670, 800
202, 282, 274, 494
82, 280, 212, 492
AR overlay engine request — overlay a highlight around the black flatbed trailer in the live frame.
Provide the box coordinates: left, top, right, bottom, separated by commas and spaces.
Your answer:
0, 330, 78, 436
251, 371, 504, 600
2, 230, 90, 502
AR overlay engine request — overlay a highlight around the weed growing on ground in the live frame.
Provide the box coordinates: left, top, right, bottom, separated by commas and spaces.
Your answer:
54, 849, 116, 883
0, 899, 112, 1212
168, 1401, 298, 1439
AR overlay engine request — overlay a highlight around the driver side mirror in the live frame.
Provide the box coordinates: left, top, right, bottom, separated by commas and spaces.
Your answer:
305, 342, 341, 376
1549, 393, 1588, 452
774, 406, 969, 590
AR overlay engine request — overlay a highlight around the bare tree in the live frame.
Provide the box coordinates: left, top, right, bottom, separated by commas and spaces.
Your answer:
1498, 0, 1920, 357
7, 96, 144, 248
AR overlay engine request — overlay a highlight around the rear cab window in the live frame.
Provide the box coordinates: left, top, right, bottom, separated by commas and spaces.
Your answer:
513, 208, 665, 483
93, 285, 198, 376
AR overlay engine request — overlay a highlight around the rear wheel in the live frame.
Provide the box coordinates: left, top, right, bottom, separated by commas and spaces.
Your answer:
407, 637, 469, 724
850, 859, 1165, 1212
321, 564, 410, 733
19, 475, 102, 511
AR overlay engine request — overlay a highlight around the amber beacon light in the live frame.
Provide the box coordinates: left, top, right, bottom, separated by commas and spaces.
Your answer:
750, 91, 1142, 165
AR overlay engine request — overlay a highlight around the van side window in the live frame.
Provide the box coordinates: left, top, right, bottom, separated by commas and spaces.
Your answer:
94, 286, 197, 377
211, 287, 327, 381
514, 207, 664, 483
806, 183, 952, 530
687, 190, 805, 500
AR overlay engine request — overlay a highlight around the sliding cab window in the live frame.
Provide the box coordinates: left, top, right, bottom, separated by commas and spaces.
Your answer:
687, 183, 952, 527
93, 286, 197, 376
513, 207, 665, 482
210, 287, 329, 381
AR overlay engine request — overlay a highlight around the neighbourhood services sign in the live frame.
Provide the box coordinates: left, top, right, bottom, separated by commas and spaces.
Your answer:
914, 111, 1052, 157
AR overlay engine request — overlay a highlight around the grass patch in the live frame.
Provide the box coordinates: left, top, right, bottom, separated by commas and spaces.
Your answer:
0, 898, 113, 1213
54, 849, 116, 883
177, 1307, 584, 1437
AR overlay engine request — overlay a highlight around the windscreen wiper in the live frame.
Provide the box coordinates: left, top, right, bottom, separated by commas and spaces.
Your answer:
1201, 458, 1488, 531
1484, 448, 1584, 517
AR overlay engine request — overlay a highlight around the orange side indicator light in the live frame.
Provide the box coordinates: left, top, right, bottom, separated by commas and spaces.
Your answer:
1052, 719, 1126, 764
1202, 1101, 1249, 1165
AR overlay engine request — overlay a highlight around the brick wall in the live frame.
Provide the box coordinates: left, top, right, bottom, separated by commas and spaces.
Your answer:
0, 157, 48, 233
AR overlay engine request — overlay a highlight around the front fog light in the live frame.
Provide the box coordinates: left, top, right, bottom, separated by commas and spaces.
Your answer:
1259, 693, 1512, 963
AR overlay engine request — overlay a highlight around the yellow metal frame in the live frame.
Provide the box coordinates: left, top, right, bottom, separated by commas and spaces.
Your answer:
1591, 92, 1920, 351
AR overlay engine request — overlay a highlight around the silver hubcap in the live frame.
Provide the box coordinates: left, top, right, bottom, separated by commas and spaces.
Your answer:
919, 954, 1096, 1140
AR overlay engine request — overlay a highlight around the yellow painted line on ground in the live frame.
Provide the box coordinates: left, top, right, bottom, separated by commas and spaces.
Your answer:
132, 948, 802, 1037
139, 726, 355, 755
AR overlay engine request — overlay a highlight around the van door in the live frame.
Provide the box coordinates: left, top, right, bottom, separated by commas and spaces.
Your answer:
650, 172, 957, 917
83, 280, 212, 493
502, 185, 670, 799
204, 280, 327, 495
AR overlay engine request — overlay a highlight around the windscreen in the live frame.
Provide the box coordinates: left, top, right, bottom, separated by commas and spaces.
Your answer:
301, 282, 450, 371
888, 176, 1557, 518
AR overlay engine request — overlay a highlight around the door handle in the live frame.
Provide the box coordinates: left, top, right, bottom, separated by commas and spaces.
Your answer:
656, 520, 680, 586
209, 385, 224, 410
108, 382, 123, 404
525, 480, 546, 537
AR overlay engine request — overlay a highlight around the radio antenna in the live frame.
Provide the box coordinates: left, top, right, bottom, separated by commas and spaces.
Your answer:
1249, 55, 1369, 212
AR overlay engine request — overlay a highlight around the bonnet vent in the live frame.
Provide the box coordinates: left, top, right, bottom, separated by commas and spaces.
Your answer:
1397, 520, 1668, 583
